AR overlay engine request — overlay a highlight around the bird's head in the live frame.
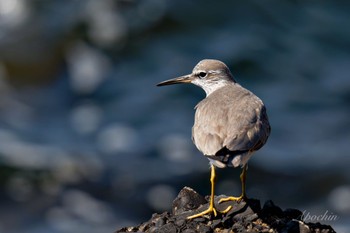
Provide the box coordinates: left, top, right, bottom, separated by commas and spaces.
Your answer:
157, 59, 235, 96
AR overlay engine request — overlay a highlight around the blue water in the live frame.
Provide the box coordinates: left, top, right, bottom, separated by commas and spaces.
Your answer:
0, 1, 349, 232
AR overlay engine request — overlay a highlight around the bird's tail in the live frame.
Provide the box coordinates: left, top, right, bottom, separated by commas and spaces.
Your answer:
205, 147, 250, 168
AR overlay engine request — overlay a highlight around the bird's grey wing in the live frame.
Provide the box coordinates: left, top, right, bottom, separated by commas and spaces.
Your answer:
192, 85, 270, 167
224, 99, 270, 154
193, 93, 269, 164
215, 97, 270, 167
192, 99, 228, 156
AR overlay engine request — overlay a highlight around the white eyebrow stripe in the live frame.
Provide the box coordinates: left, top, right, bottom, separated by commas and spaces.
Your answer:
195, 70, 222, 75
208, 70, 221, 74
195, 70, 206, 74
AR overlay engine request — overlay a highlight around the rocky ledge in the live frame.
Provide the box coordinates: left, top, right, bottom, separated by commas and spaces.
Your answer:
116, 187, 335, 233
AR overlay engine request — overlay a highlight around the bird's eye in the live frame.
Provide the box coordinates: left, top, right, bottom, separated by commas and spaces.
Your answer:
198, 72, 207, 78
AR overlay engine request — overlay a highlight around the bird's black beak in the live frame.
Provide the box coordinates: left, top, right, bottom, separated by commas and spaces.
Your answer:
156, 74, 194, 86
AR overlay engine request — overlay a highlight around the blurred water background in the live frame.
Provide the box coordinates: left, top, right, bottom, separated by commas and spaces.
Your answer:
0, 0, 349, 232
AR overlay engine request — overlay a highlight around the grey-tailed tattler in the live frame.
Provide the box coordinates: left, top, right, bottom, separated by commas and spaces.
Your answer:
157, 59, 271, 219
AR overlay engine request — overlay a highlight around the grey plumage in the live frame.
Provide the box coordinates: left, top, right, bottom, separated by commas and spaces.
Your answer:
192, 82, 270, 168
157, 59, 271, 219
157, 59, 270, 169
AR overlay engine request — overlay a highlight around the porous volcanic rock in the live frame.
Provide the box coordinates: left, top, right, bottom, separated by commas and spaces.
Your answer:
116, 187, 335, 233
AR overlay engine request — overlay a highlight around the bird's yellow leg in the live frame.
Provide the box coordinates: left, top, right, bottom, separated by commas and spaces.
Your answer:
218, 164, 247, 213
187, 164, 218, 219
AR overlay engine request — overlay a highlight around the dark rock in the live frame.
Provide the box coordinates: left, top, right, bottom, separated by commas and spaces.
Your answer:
116, 187, 336, 233
262, 200, 284, 217
182, 229, 196, 233
211, 218, 222, 228
192, 216, 206, 223
307, 222, 336, 233
283, 208, 303, 220
198, 225, 212, 233
175, 218, 185, 227
172, 186, 207, 216
156, 223, 176, 233
231, 202, 256, 222
148, 226, 158, 233
245, 213, 259, 222
220, 229, 231, 233
283, 220, 311, 233
138, 222, 150, 232
153, 217, 165, 227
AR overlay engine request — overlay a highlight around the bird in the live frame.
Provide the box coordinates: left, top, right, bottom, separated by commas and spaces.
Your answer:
156, 59, 270, 219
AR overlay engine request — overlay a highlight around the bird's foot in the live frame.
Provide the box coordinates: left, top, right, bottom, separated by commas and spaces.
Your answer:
218, 195, 246, 214
187, 205, 218, 219
219, 194, 245, 203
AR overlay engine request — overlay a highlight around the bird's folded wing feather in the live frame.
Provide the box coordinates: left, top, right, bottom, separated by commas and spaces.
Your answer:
192, 85, 270, 156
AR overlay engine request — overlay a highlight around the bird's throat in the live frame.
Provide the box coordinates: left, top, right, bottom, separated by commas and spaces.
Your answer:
192, 79, 231, 96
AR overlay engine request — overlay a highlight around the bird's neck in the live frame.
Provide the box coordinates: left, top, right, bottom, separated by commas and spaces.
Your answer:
193, 79, 233, 97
